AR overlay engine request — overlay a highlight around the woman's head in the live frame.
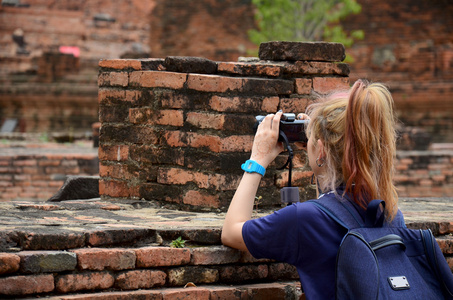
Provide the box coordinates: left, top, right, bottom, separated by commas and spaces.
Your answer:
306, 80, 398, 220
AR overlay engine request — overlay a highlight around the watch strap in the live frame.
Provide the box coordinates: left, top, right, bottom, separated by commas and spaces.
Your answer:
241, 160, 266, 176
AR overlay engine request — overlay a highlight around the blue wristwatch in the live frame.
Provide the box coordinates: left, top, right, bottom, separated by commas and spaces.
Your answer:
241, 160, 266, 176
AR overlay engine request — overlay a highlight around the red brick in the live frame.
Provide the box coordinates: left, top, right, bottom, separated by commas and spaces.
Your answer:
98, 72, 129, 87
98, 145, 129, 161
220, 135, 253, 152
0, 253, 20, 274
99, 163, 138, 181
0, 274, 54, 295
161, 287, 210, 300
13, 159, 37, 167
129, 71, 186, 89
284, 61, 350, 76
99, 59, 142, 70
160, 91, 192, 109
261, 96, 280, 112
167, 266, 219, 286
446, 257, 453, 272
186, 112, 225, 130
187, 74, 243, 93
57, 290, 163, 300
220, 265, 269, 282
439, 222, 453, 235
183, 190, 220, 208
209, 95, 279, 113
56, 272, 115, 293
135, 247, 191, 267
190, 246, 241, 265
72, 248, 136, 271
164, 131, 221, 152
217, 61, 283, 77
312, 77, 350, 94
276, 170, 313, 188
208, 285, 248, 299
129, 108, 184, 126
99, 179, 138, 198
294, 78, 312, 94
280, 97, 312, 114
436, 236, 453, 254
158, 168, 240, 191
115, 270, 166, 290
243, 282, 290, 300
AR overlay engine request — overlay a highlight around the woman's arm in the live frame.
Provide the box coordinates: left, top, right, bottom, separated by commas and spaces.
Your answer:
221, 112, 284, 250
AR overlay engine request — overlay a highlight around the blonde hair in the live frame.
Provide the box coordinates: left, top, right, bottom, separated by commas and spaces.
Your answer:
306, 80, 398, 220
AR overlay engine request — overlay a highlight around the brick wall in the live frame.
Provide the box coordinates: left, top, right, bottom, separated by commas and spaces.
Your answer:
343, 0, 453, 142
0, 145, 98, 201
98, 42, 350, 210
0, 205, 451, 298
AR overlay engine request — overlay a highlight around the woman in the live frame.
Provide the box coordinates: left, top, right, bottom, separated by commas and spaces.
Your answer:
221, 80, 400, 299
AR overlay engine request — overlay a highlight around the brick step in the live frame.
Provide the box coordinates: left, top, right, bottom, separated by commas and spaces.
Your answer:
22, 282, 304, 300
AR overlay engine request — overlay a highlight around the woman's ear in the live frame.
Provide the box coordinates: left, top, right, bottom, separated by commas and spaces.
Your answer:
317, 139, 326, 159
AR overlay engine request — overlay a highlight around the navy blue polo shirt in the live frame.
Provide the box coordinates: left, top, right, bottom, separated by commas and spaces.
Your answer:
242, 192, 348, 300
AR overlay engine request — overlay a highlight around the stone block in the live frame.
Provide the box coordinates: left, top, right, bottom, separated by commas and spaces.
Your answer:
259, 41, 346, 62
18, 251, 77, 273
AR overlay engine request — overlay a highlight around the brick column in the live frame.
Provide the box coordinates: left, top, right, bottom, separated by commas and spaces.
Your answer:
98, 42, 350, 211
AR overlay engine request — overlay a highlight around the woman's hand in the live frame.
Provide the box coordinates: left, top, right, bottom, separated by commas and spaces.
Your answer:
250, 111, 284, 168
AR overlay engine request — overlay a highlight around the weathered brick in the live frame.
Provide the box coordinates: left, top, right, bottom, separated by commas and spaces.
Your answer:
17, 229, 86, 251
129, 108, 184, 126
18, 250, 77, 273
437, 236, 453, 254
158, 90, 192, 109
220, 135, 254, 152
135, 247, 191, 267
182, 190, 220, 208
209, 95, 279, 113
129, 71, 187, 89
98, 72, 129, 87
99, 104, 131, 123
280, 97, 312, 114
242, 77, 293, 95
86, 228, 155, 247
73, 248, 136, 271
163, 131, 221, 152
160, 287, 210, 300
0, 274, 54, 296
99, 59, 142, 70
0, 253, 20, 274
220, 264, 269, 283
99, 179, 137, 198
312, 77, 350, 94
439, 222, 453, 235
259, 41, 346, 62
276, 170, 313, 188
187, 74, 243, 93
268, 263, 299, 281
242, 282, 291, 300
208, 285, 248, 299
164, 56, 217, 74
190, 246, 241, 265
98, 145, 129, 162
99, 163, 139, 181
294, 78, 313, 94
283, 61, 350, 76
186, 112, 225, 130
217, 61, 283, 77
57, 290, 163, 300
55, 271, 114, 293
115, 270, 166, 290
167, 266, 219, 286
129, 145, 184, 166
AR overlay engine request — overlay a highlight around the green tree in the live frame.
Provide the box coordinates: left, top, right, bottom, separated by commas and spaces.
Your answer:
249, 0, 364, 49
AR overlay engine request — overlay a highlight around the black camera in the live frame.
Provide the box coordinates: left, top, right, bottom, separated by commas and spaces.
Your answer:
254, 113, 308, 143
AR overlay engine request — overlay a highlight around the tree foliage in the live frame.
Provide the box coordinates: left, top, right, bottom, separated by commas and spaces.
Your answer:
249, 0, 364, 48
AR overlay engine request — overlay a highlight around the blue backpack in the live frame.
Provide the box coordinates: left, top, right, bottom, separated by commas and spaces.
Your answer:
310, 195, 453, 300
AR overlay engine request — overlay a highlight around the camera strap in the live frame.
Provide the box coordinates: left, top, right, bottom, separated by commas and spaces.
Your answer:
277, 131, 299, 205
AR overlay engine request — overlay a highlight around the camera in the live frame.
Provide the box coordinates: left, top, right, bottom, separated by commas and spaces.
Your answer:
254, 113, 308, 143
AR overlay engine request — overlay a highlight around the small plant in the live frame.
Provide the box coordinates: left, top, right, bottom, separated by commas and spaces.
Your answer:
170, 236, 186, 248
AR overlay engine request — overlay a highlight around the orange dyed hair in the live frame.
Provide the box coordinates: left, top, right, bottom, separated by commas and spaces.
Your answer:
306, 80, 398, 220
342, 80, 398, 220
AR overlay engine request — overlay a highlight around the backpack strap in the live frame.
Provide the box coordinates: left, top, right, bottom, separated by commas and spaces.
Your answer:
309, 193, 365, 230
